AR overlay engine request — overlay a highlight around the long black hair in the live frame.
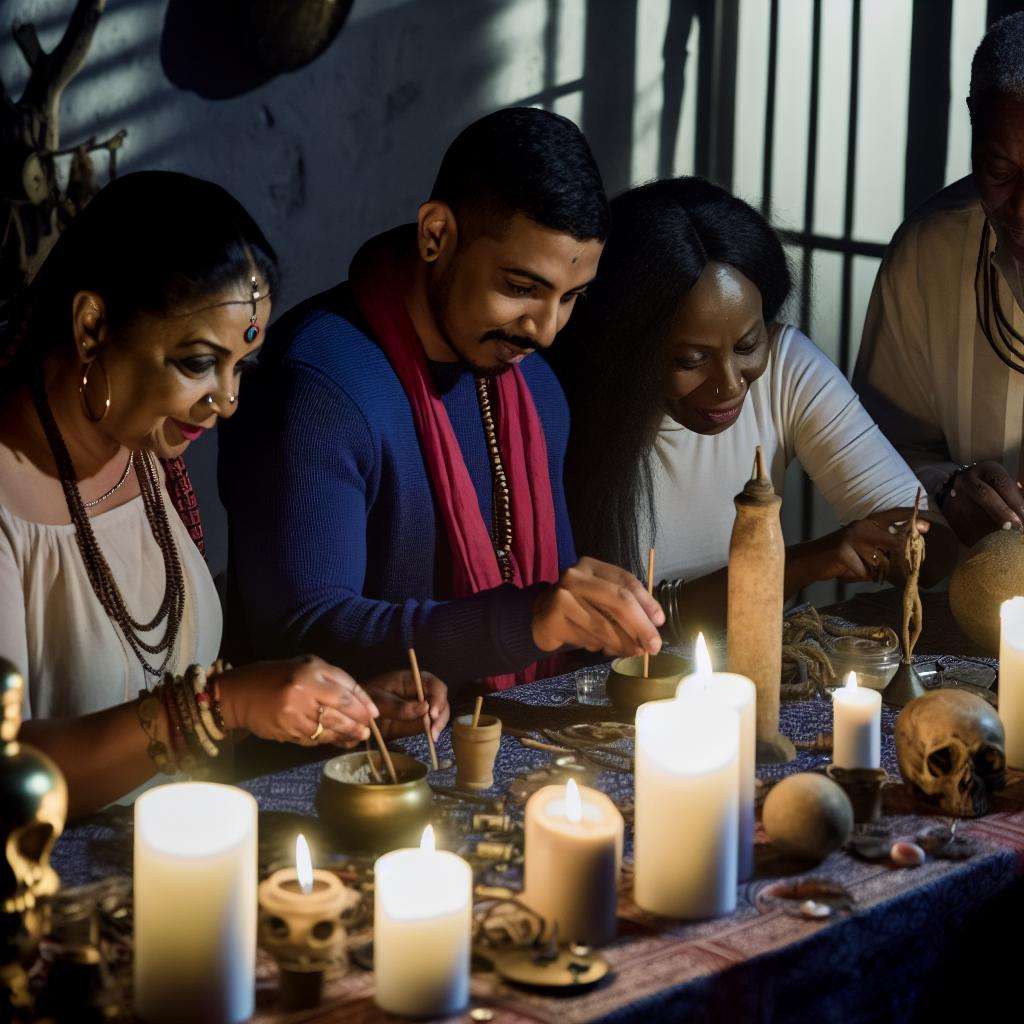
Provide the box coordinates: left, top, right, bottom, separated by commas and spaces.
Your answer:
555, 176, 791, 576
1, 170, 279, 389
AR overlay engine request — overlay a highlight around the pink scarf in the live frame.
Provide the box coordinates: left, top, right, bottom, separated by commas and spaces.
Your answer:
350, 230, 560, 689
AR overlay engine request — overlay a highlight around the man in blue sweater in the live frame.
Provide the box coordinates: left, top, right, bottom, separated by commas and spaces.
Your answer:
219, 108, 663, 693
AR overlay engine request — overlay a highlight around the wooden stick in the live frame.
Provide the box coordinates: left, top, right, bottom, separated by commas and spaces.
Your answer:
517, 736, 572, 755
364, 739, 382, 783
367, 717, 398, 784
407, 648, 438, 770
643, 546, 656, 678
471, 695, 484, 729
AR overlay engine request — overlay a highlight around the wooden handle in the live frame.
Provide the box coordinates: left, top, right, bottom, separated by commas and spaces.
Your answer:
471, 695, 484, 729
407, 648, 438, 770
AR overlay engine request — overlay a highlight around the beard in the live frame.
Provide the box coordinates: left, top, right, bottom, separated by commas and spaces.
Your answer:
426, 263, 529, 377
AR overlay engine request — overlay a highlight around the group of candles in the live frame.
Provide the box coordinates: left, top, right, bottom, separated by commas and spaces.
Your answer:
132, 634, 892, 1023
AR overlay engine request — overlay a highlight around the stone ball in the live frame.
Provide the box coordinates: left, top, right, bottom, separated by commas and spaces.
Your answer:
949, 529, 1024, 656
762, 773, 853, 862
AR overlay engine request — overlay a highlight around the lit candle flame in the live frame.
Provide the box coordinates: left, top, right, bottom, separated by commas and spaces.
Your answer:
695, 632, 714, 680
565, 777, 582, 824
295, 833, 313, 895
420, 824, 436, 853
845, 671, 858, 691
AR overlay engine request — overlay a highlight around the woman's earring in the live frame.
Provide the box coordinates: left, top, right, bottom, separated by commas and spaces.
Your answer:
79, 358, 111, 423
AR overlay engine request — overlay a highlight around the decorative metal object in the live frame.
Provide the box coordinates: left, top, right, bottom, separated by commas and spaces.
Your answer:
315, 751, 431, 855
825, 765, 887, 823
605, 652, 688, 717
0, 658, 68, 1020
882, 496, 927, 708
894, 689, 1006, 817
486, 945, 610, 991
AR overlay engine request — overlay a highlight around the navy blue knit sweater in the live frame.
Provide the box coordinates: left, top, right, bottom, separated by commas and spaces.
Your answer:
217, 283, 576, 688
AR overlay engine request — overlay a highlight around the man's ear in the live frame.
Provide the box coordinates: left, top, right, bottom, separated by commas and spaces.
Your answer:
71, 291, 110, 363
416, 200, 458, 264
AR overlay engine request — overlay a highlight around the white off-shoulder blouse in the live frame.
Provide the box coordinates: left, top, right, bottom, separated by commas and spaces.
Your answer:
0, 481, 221, 720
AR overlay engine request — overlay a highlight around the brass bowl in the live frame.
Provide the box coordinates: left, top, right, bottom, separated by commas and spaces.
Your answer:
315, 751, 432, 855
605, 652, 690, 717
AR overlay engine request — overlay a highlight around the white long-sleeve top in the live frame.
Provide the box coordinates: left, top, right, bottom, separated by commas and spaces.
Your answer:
650, 324, 925, 581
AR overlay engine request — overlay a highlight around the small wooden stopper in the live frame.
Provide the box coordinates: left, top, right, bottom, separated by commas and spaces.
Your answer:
367, 717, 398, 784
407, 648, 438, 770
471, 695, 484, 729
643, 546, 656, 678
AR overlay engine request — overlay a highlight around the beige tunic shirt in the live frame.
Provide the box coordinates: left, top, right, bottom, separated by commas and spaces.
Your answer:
854, 175, 1024, 497
651, 325, 924, 581
0, 483, 221, 720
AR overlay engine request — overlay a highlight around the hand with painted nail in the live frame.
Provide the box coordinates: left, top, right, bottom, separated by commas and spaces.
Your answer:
938, 460, 1024, 547
531, 556, 665, 657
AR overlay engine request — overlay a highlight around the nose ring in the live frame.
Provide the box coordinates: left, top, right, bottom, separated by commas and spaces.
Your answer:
203, 394, 216, 408
227, 393, 237, 405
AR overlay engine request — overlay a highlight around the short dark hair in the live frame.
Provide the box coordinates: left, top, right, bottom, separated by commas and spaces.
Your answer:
430, 107, 608, 242
1, 170, 278, 384
555, 176, 791, 574
970, 12, 1024, 109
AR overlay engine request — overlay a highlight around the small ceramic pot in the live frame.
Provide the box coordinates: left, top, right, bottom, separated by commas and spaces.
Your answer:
605, 652, 690, 717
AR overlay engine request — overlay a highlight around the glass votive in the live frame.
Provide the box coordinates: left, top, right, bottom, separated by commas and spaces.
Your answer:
575, 665, 608, 705
827, 635, 900, 691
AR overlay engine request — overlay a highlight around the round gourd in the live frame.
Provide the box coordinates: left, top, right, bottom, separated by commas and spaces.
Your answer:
762, 773, 853, 862
949, 529, 1024, 656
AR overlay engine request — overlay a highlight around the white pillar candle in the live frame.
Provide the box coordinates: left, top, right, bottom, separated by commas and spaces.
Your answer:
374, 825, 472, 1018
134, 782, 257, 1024
523, 778, 624, 946
678, 633, 757, 881
1000, 597, 1024, 767
634, 689, 739, 919
832, 672, 881, 769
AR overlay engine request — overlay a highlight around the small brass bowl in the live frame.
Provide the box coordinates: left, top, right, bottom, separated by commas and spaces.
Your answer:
605, 652, 690, 717
315, 751, 432, 855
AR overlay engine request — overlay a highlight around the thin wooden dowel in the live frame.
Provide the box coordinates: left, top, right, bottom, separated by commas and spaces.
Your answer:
367, 717, 398, 784
407, 648, 438, 770
365, 739, 382, 783
517, 736, 572, 755
471, 695, 484, 729
643, 546, 656, 678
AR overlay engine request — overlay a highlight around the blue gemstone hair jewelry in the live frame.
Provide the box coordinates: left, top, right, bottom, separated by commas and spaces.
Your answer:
245, 276, 261, 343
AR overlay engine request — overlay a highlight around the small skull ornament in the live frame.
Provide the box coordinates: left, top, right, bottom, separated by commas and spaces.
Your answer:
895, 689, 1006, 817
1, 660, 68, 918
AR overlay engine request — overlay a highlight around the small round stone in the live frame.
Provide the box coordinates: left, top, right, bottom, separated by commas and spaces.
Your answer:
470, 1009, 495, 1022
890, 841, 926, 867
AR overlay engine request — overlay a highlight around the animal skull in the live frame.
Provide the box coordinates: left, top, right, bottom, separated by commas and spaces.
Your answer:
258, 906, 349, 970
895, 689, 1006, 817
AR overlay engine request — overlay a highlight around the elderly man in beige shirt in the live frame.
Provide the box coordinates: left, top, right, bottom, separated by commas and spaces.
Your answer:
855, 12, 1024, 548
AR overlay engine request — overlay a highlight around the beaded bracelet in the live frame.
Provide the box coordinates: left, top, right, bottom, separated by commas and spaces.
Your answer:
171, 672, 217, 762
191, 663, 227, 742
183, 666, 221, 757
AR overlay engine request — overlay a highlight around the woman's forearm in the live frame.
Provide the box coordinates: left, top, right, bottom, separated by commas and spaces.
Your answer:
20, 701, 159, 819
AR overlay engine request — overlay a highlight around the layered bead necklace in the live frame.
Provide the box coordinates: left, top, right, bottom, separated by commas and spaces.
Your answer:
30, 378, 185, 678
975, 219, 1024, 373
474, 374, 515, 583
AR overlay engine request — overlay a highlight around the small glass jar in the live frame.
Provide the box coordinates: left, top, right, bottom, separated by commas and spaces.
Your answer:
575, 665, 609, 705
827, 635, 901, 691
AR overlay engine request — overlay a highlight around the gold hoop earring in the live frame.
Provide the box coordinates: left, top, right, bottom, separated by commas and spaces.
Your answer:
79, 358, 110, 423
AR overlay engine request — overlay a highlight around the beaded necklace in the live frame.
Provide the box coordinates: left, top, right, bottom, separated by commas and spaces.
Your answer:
975, 219, 1024, 374
30, 377, 185, 678
474, 374, 515, 583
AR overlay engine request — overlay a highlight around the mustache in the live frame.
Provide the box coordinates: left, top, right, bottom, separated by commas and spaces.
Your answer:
481, 330, 533, 351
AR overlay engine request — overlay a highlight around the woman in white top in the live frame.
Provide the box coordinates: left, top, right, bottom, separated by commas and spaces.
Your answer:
556, 177, 956, 634
0, 172, 449, 817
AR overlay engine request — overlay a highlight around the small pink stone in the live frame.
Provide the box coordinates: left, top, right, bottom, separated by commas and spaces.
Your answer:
890, 841, 926, 867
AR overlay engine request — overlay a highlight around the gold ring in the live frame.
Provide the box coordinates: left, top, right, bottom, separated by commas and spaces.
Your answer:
309, 704, 325, 742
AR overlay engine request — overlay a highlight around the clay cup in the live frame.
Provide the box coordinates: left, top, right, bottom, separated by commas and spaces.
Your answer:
452, 713, 502, 790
